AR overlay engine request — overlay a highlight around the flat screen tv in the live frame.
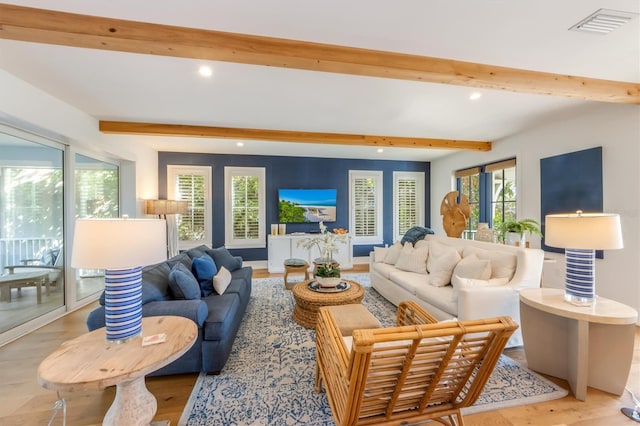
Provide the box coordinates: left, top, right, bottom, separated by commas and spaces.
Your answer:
278, 189, 337, 223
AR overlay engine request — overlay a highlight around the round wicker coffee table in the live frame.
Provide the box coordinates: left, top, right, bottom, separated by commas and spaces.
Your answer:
292, 279, 364, 329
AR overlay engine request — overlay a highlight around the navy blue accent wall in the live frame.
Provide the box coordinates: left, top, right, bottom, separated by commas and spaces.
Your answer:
158, 152, 430, 261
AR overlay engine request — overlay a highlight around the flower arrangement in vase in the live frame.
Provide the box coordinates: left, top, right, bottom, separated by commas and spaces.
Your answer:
315, 262, 341, 287
298, 222, 348, 287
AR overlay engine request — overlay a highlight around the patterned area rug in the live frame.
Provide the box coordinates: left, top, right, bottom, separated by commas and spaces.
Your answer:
179, 274, 567, 425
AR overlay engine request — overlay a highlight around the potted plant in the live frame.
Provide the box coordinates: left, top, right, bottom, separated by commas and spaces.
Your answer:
496, 219, 542, 246
315, 262, 341, 287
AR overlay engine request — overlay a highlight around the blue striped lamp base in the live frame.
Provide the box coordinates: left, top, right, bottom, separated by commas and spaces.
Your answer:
104, 266, 143, 343
564, 248, 595, 307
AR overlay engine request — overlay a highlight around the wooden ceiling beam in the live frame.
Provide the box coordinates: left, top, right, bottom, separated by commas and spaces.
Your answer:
99, 121, 492, 151
1, 4, 639, 104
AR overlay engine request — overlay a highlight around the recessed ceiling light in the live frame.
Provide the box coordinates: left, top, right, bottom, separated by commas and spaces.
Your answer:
198, 65, 213, 77
469, 92, 482, 100
377, 148, 384, 153
236, 142, 244, 147
569, 9, 638, 34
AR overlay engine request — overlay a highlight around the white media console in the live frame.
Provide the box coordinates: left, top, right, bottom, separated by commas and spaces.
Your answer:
267, 233, 353, 273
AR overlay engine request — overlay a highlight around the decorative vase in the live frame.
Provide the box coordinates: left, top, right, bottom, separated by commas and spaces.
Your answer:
316, 276, 341, 288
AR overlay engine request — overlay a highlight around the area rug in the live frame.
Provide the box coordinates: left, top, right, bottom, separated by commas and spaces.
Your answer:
179, 274, 567, 425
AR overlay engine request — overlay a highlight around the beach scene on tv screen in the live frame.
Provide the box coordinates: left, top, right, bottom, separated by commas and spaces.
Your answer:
279, 189, 337, 223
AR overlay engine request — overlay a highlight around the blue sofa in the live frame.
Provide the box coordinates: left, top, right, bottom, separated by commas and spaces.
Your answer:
87, 245, 252, 375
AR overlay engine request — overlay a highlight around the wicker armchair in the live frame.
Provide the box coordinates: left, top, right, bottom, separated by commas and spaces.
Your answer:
315, 301, 518, 426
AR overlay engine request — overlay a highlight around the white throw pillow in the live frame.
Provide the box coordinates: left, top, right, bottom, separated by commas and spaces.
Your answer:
451, 275, 510, 290
373, 246, 389, 263
213, 266, 232, 295
394, 243, 429, 274
383, 242, 403, 265
463, 246, 517, 280
426, 242, 461, 287
452, 254, 492, 281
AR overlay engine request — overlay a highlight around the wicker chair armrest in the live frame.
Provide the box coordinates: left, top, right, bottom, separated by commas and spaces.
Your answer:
396, 301, 439, 326
315, 307, 351, 404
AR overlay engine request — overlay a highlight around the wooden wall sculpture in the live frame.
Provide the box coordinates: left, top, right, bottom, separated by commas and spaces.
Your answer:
440, 191, 470, 238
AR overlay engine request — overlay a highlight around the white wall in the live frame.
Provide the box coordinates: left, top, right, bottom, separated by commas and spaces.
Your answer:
0, 69, 159, 213
431, 103, 640, 315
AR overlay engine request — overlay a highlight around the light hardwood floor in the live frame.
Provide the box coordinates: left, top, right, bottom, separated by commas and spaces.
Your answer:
0, 266, 638, 425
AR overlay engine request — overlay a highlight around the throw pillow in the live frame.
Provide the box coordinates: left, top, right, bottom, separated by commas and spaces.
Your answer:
168, 262, 201, 300
426, 241, 461, 287
373, 246, 389, 263
462, 246, 517, 280
394, 242, 429, 274
192, 254, 217, 297
452, 254, 492, 281
383, 242, 403, 265
213, 266, 232, 295
206, 246, 243, 272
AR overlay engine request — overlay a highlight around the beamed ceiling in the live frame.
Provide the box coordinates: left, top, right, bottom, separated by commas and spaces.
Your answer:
1, 1, 639, 160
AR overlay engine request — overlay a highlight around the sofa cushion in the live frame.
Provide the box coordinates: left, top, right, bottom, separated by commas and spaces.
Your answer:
452, 275, 510, 290
427, 242, 461, 287
206, 246, 243, 272
372, 262, 397, 279
452, 254, 491, 281
213, 266, 232, 295
373, 246, 389, 263
394, 242, 429, 274
462, 246, 517, 280
192, 254, 217, 296
389, 269, 428, 295
167, 252, 193, 271
415, 284, 457, 316
383, 242, 403, 265
202, 293, 241, 341
168, 262, 202, 300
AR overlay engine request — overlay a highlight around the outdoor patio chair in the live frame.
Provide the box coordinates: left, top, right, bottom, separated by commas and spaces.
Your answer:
4, 246, 63, 287
315, 301, 518, 426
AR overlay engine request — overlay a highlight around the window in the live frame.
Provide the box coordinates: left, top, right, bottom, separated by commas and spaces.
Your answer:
224, 167, 266, 249
167, 165, 212, 249
455, 167, 481, 239
455, 159, 516, 240
487, 159, 517, 232
75, 154, 119, 301
349, 170, 383, 245
393, 171, 425, 241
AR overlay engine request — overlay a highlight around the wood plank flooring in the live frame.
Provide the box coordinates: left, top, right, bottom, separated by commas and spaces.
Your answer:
0, 266, 638, 425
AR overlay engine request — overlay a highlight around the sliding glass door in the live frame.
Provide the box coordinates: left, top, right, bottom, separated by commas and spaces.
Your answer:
0, 130, 64, 335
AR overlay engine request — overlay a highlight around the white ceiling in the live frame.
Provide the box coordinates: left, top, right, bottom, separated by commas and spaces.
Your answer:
1, 0, 639, 161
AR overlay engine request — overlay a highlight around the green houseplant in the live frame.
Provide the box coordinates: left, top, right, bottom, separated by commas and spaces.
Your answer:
496, 219, 542, 246
315, 262, 341, 287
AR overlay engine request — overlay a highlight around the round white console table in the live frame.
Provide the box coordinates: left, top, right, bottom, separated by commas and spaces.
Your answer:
519, 288, 637, 401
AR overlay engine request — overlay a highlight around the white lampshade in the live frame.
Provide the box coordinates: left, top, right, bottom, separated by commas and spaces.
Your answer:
72, 218, 167, 269
544, 212, 623, 250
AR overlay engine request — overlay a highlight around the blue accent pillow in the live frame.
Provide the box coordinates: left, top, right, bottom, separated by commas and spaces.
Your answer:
168, 262, 201, 300
206, 247, 242, 272
192, 254, 217, 296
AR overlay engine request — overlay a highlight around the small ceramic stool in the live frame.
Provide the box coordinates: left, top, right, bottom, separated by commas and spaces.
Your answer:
323, 304, 382, 336
283, 258, 309, 289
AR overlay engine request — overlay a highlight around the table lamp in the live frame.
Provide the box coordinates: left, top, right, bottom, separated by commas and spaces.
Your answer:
544, 211, 623, 306
72, 217, 166, 343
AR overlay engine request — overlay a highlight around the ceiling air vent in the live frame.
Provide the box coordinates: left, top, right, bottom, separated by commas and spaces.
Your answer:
569, 8, 638, 34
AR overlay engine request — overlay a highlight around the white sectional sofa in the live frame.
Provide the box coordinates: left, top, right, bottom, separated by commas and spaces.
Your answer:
369, 234, 544, 347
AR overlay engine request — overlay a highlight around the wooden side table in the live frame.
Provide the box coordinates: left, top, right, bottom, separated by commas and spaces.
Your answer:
0, 270, 49, 303
292, 279, 364, 329
519, 288, 638, 401
38, 316, 197, 426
